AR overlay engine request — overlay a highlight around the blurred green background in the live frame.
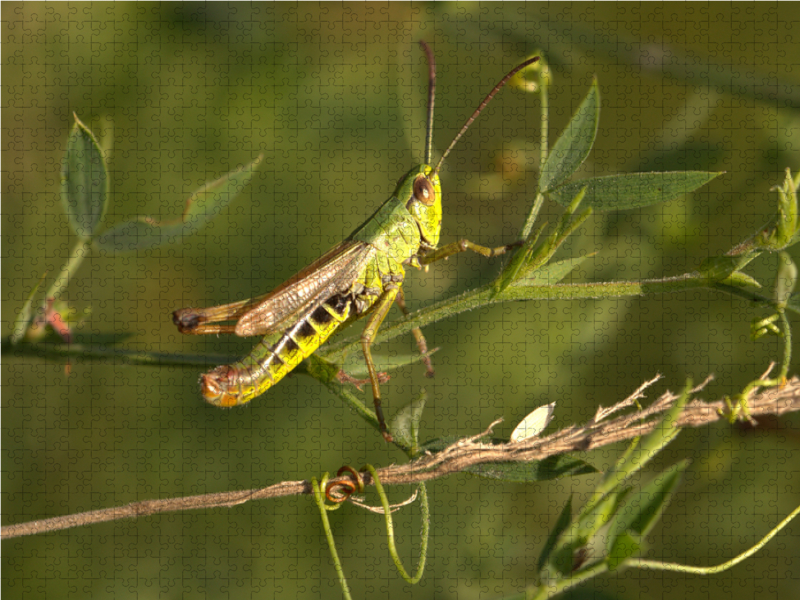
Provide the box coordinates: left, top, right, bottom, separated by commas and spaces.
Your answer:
4, 3, 800, 599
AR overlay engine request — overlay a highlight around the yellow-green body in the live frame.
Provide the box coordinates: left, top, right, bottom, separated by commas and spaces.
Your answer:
199, 165, 442, 407
173, 45, 538, 439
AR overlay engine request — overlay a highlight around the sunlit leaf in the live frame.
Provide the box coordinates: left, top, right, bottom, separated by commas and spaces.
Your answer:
539, 79, 599, 192
61, 115, 108, 239
549, 171, 722, 211
94, 155, 263, 252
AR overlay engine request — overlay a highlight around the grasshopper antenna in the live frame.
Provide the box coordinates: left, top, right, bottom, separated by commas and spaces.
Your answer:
418, 40, 436, 165
431, 55, 540, 177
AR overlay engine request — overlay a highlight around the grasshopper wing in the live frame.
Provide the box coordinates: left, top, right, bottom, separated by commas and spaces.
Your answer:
233, 239, 376, 336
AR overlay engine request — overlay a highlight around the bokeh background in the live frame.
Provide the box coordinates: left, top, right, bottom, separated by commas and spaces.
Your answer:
4, 3, 800, 599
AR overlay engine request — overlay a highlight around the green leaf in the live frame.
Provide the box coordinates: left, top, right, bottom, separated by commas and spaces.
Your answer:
94, 155, 263, 252
614, 461, 688, 538
577, 487, 632, 541
180, 155, 263, 234
336, 350, 435, 377
537, 495, 573, 573
468, 455, 597, 483
775, 252, 798, 306
614, 381, 690, 478
724, 271, 762, 290
92, 219, 185, 253
494, 221, 546, 294
387, 391, 427, 453
539, 79, 600, 193
775, 168, 798, 245
61, 115, 108, 239
549, 171, 722, 211
607, 531, 641, 571
512, 254, 592, 287
551, 544, 583, 577
606, 460, 689, 569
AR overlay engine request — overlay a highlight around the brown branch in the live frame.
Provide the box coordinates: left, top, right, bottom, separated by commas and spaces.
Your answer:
4, 375, 800, 540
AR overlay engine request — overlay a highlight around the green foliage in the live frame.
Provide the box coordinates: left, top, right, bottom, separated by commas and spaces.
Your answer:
7, 27, 800, 600
60, 116, 108, 239
468, 455, 598, 483
387, 391, 427, 453
539, 79, 599, 193
548, 171, 722, 211
94, 155, 263, 252
11, 114, 261, 345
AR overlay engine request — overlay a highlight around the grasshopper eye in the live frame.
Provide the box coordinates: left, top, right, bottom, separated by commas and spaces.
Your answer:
413, 176, 435, 206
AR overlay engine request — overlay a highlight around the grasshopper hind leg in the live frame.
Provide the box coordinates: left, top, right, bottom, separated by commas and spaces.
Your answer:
360, 284, 403, 442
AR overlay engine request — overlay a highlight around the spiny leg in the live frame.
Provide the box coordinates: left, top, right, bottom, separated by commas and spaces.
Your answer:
420, 239, 523, 265
394, 286, 435, 378
336, 370, 390, 390
361, 284, 401, 442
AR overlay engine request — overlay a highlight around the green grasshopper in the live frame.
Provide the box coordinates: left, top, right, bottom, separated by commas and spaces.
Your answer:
173, 42, 539, 441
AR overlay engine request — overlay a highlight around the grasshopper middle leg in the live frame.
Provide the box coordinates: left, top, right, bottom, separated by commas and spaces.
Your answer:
394, 286, 436, 378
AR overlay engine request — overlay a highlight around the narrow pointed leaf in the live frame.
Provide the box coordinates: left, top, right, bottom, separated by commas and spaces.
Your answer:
181, 155, 264, 233
387, 392, 427, 452
92, 219, 185, 253
606, 460, 688, 570
512, 255, 592, 288
468, 454, 597, 483
61, 115, 108, 238
775, 252, 798, 306
94, 155, 263, 252
607, 532, 641, 571
337, 351, 435, 377
537, 495, 573, 573
539, 79, 600, 193
549, 171, 722, 211
609, 460, 688, 541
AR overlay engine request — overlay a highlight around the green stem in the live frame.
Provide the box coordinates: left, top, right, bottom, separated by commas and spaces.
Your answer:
364, 465, 429, 584
520, 64, 549, 242
9, 267, 791, 376
778, 309, 792, 381
626, 502, 800, 574
1, 339, 229, 368
725, 309, 794, 422
539, 69, 549, 169
10, 271, 48, 344
8, 236, 86, 343
45, 238, 92, 302
311, 475, 353, 600
523, 562, 608, 600
320, 378, 382, 435
521, 192, 546, 242
327, 272, 716, 358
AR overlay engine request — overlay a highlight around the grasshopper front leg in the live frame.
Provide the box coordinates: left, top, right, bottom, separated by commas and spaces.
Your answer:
395, 240, 522, 380
420, 239, 524, 265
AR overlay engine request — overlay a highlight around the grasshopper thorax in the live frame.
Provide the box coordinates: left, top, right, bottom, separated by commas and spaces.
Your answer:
396, 164, 442, 249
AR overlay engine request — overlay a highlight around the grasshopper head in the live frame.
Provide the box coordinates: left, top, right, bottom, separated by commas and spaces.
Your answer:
398, 164, 442, 249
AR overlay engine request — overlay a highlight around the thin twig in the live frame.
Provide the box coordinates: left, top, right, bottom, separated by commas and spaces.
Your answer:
4, 376, 800, 540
